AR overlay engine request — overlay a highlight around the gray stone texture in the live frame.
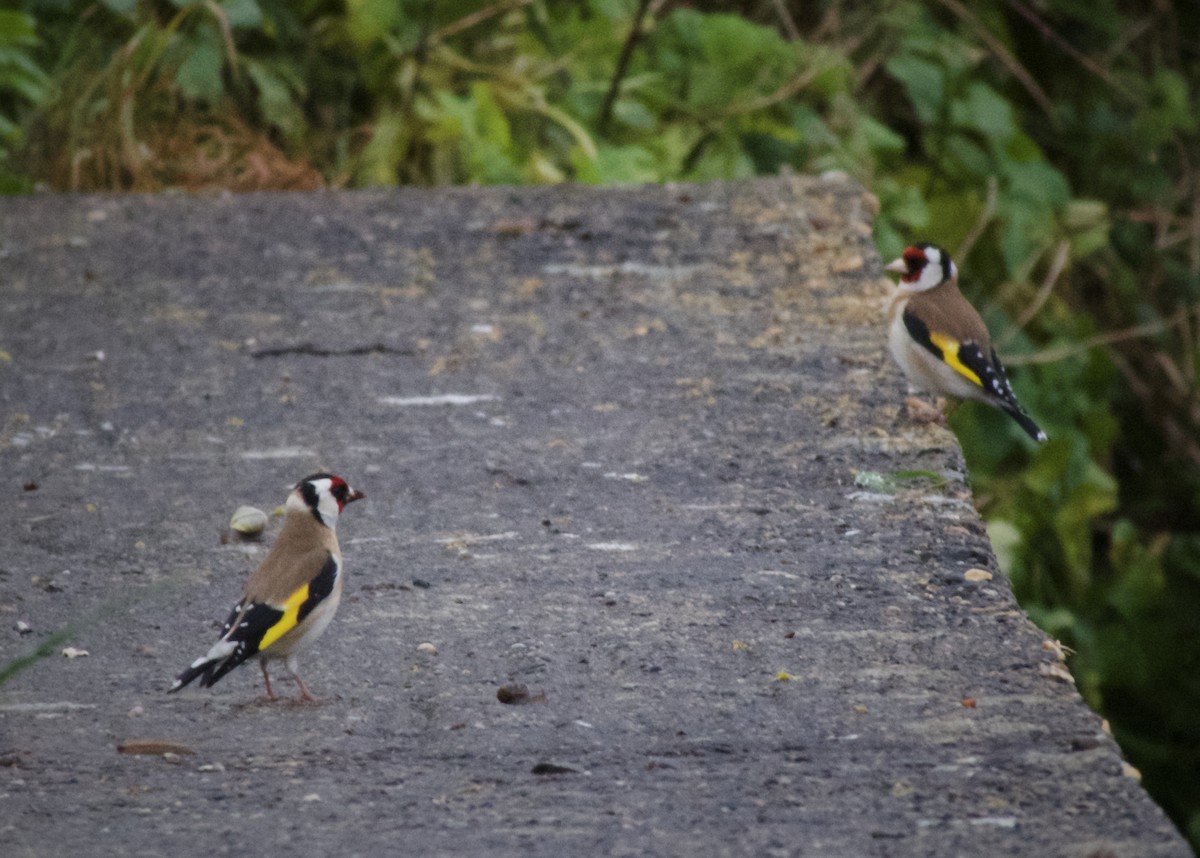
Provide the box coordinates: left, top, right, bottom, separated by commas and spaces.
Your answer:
0, 178, 1188, 856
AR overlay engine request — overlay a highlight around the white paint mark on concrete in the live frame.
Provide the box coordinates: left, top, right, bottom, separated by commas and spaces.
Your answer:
0, 701, 98, 713
846, 491, 893, 504
542, 261, 701, 281
586, 542, 638, 552
434, 531, 519, 544
379, 394, 499, 406
969, 817, 1018, 829
239, 447, 316, 459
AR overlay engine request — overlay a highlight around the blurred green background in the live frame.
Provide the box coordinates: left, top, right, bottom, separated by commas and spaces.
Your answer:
2, 0, 1198, 848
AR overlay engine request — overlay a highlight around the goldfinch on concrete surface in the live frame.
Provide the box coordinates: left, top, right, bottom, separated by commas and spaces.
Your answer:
885, 242, 1047, 442
170, 473, 365, 701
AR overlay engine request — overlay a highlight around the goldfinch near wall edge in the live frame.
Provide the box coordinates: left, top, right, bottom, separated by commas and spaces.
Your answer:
885, 243, 1046, 443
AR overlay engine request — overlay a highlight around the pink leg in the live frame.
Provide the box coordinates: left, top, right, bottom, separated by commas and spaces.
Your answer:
260, 661, 277, 700
293, 674, 314, 702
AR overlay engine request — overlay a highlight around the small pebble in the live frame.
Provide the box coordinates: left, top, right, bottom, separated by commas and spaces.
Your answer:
417, 642, 438, 655
62, 647, 89, 659
15, 620, 31, 634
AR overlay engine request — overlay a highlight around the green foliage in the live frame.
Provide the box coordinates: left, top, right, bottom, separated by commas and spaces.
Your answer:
0, 9, 46, 190
12, 1, 889, 189
7, 0, 1200, 849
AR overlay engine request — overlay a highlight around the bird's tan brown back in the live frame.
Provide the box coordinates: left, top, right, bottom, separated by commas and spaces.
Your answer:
905, 280, 992, 348
243, 512, 340, 604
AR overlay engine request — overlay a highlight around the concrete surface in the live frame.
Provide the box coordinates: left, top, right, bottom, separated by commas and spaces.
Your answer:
0, 177, 1189, 856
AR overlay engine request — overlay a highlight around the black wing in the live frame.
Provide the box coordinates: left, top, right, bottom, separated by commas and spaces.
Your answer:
170, 553, 338, 692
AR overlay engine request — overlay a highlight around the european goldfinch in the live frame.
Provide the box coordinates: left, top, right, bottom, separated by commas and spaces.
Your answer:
170, 473, 365, 701
885, 243, 1046, 442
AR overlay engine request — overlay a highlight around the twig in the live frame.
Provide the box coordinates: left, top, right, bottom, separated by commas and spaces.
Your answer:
1001, 0, 1135, 100
771, 0, 801, 41
597, 0, 656, 135
429, 0, 538, 46
203, 0, 239, 76
935, 0, 1055, 116
955, 176, 998, 263
1005, 303, 1199, 366
1001, 239, 1070, 346
722, 64, 825, 117
1110, 351, 1200, 466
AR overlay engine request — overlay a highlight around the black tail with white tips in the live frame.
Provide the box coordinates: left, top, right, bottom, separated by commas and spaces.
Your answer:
170, 658, 219, 693
1002, 404, 1047, 443
169, 645, 249, 693
169, 607, 260, 693
989, 348, 1047, 442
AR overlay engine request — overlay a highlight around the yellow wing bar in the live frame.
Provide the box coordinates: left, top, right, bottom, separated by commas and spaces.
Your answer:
928, 331, 983, 387
258, 583, 310, 651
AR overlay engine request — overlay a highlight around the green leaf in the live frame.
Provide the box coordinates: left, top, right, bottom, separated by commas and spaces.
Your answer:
612, 97, 656, 131
943, 133, 990, 178
853, 469, 943, 493
572, 143, 659, 184
174, 29, 225, 102
885, 53, 944, 124
356, 109, 406, 186
856, 115, 905, 155
1003, 158, 1070, 208
220, 0, 263, 30
345, 0, 403, 49
97, 0, 138, 14
0, 10, 41, 44
953, 81, 1013, 139
246, 60, 303, 138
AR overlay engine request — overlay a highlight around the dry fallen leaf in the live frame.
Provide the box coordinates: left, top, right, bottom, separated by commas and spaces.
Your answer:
964, 568, 993, 583
1042, 638, 1074, 660
117, 739, 196, 756
1040, 662, 1076, 684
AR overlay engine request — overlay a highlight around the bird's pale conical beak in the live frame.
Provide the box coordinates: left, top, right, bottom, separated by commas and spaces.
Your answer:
347, 488, 366, 503
884, 258, 908, 274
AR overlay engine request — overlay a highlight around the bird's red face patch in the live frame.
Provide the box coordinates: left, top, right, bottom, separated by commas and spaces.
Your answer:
326, 475, 365, 511
900, 246, 929, 282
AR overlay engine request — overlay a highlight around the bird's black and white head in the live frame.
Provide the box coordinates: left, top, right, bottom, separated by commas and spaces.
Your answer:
287, 472, 365, 529
885, 243, 956, 293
